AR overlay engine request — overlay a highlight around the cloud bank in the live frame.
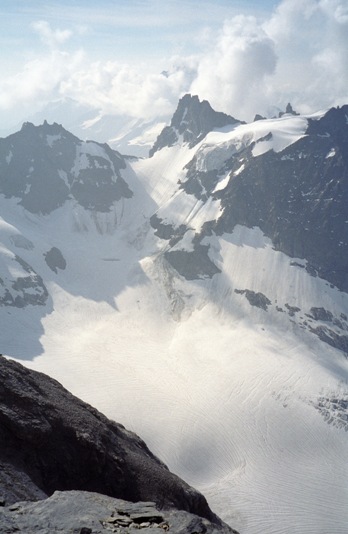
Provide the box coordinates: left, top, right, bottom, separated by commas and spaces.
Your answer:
0, 0, 347, 127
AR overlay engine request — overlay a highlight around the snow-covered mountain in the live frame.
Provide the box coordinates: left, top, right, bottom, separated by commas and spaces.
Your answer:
0, 95, 347, 534
146, 96, 348, 354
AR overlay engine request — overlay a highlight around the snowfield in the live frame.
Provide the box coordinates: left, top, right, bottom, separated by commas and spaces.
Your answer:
1, 112, 348, 534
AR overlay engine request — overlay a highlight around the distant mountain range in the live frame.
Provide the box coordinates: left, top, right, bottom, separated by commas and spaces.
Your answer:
0, 97, 169, 158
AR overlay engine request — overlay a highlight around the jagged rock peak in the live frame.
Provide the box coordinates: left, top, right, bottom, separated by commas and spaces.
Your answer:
20, 120, 74, 136
149, 94, 242, 156
170, 94, 239, 132
278, 103, 299, 117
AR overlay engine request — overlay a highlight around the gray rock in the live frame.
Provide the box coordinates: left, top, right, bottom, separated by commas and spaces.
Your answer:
0, 490, 237, 534
308, 325, 348, 354
312, 395, 348, 431
284, 303, 301, 317
234, 289, 271, 311
164, 245, 221, 281
0, 255, 48, 308
309, 307, 334, 322
44, 247, 66, 274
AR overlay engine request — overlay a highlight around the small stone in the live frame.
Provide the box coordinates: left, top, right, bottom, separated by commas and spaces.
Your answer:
9, 504, 21, 511
117, 518, 133, 526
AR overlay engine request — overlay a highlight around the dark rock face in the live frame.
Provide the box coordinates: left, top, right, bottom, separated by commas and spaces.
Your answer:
312, 395, 348, 432
165, 245, 221, 281
0, 490, 237, 534
308, 325, 348, 354
234, 289, 271, 311
150, 214, 188, 245
309, 307, 334, 322
150, 214, 220, 281
211, 105, 348, 292
279, 103, 299, 117
284, 303, 301, 317
0, 255, 49, 308
150, 95, 241, 156
0, 356, 218, 524
0, 121, 132, 214
44, 247, 67, 274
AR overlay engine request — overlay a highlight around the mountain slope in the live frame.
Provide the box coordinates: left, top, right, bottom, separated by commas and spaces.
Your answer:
143, 101, 348, 354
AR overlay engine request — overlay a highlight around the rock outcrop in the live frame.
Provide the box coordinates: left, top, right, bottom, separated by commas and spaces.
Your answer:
0, 355, 230, 530
0, 490, 238, 534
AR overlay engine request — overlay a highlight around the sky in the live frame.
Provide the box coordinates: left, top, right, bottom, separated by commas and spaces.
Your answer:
0, 0, 347, 129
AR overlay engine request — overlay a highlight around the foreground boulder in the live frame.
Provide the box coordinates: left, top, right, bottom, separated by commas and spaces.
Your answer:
0, 356, 229, 529
0, 490, 238, 533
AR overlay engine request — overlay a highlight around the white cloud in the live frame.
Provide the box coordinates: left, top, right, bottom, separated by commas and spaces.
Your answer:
59, 58, 196, 119
190, 15, 277, 120
262, 0, 348, 114
0, 49, 84, 117
1, 1, 348, 130
190, 0, 348, 119
32, 20, 73, 48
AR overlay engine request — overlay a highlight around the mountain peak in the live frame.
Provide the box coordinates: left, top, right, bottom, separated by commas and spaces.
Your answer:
149, 94, 242, 156
18, 120, 79, 143
0, 122, 132, 214
278, 102, 299, 117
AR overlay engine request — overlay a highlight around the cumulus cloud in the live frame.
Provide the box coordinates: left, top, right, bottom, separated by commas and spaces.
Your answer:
189, 0, 348, 119
1, 1, 348, 129
0, 50, 84, 112
62, 0, 348, 120
59, 57, 197, 119
261, 0, 348, 114
190, 15, 277, 120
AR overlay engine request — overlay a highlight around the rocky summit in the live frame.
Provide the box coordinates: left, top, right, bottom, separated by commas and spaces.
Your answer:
149, 94, 241, 156
0, 356, 236, 533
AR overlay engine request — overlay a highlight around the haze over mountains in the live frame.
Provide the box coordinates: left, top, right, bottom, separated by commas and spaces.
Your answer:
0, 94, 347, 534
0, 97, 170, 158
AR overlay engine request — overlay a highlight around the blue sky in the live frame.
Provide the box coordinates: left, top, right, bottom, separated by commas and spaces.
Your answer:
1, 1, 277, 64
0, 0, 347, 128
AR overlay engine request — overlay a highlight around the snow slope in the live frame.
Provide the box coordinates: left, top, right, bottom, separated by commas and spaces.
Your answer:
1, 111, 348, 534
